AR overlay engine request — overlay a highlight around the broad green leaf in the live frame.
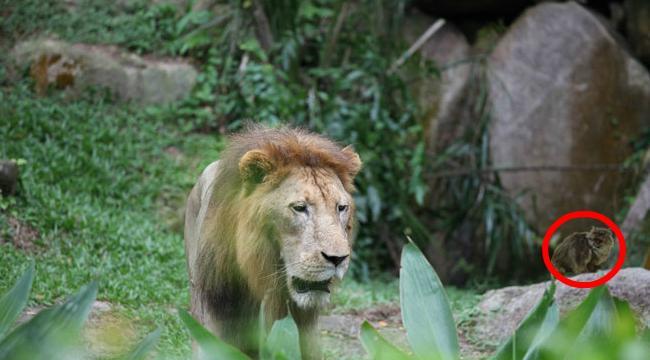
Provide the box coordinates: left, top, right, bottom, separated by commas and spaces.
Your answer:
123, 327, 162, 360
565, 288, 629, 360
492, 282, 556, 360
359, 321, 412, 360
561, 286, 606, 336
641, 328, 650, 344
400, 242, 459, 360
522, 303, 559, 360
178, 309, 250, 360
0, 281, 98, 360
579, 287, 616, 339
619, 338, 650, 360
538, 286, 606, 359
263, 316, 301, 360
0, 261, 34, 338
612, 298, 636, 342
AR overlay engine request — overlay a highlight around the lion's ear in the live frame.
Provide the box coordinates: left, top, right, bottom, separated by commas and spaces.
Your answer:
239, 149, 274, 183
341, 145, 362, 178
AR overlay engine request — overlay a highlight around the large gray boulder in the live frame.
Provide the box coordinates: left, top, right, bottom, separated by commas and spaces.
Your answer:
10, 39, 197, 105
401, 10, 473, 152
473, 268, 650, 347
488, 2, 650, 231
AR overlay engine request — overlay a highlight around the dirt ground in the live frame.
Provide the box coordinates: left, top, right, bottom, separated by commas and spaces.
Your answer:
19, 301, 494, 359
321, 304, 492, 360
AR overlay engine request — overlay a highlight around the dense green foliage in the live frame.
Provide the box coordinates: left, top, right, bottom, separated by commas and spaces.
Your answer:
154, 0, 430, 276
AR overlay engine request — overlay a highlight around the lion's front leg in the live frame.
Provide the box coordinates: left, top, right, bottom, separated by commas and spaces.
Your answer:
299, 322, 321, 360
290, 304, 322, 360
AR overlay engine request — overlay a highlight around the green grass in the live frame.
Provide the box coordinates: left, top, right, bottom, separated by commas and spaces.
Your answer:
329, 276, 480, 320
329, 277, 400, 314
0, 83, 223, 357
1, 0, 182, 55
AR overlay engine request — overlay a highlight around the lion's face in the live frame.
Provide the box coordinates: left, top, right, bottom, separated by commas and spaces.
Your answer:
263, 166, 354, 308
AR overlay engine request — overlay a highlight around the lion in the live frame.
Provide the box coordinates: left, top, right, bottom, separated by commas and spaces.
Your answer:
184, 125, 362, 359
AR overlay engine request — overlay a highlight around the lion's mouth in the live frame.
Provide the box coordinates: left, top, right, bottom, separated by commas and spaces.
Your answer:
291, 277, 331, 293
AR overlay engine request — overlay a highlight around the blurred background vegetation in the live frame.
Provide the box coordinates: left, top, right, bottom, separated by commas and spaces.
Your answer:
1, 0, 650, 358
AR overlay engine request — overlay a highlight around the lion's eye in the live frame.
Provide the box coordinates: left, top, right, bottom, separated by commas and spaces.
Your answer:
337, 204, 349, 212
292, 203, 308, 213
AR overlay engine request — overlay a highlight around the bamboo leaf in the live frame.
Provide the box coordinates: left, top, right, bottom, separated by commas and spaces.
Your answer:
0, 281, 98, 359
263, 315, 301, 360
612, 299, 637, 342
359, 321, 412, 360
537, 286, 607, 359
579, 287, 616, 338
400, 242, 459, 360
0, 260, 34, 338
492, 283, 557, 360
178, 309, 250, 360
123, 327, 162, 360
522, 303, 559, 360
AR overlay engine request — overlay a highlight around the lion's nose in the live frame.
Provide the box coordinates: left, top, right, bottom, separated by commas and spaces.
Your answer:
321, 252, 349, 267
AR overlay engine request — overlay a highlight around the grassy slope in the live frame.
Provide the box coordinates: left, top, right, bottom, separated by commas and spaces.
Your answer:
0, 84, 223, 357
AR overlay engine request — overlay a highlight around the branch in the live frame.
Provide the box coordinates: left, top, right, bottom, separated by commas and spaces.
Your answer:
387, 18, 445, 75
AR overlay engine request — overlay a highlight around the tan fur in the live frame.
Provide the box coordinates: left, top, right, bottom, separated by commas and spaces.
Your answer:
551, 227, 614, 275
184, 125, 361, 359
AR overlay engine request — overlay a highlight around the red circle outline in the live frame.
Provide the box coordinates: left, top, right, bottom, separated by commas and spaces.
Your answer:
542, 210, 626, 288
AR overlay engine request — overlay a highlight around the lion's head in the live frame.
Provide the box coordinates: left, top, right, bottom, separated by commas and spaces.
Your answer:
200, 125, 362, 309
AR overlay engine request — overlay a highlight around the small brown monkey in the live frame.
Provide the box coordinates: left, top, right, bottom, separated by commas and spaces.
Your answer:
551, 226, 615, 275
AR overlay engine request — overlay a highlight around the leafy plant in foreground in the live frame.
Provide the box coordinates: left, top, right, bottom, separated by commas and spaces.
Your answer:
180, 307, 302, 360
361, 241, 650, 360
0, 262, 160, 360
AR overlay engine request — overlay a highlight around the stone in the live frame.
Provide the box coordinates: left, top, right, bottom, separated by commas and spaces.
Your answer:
625, 0, 650, 65
19, 300, 112, 325
10, 39, 197, 105
487, 2, 650, 232
401, 10, 473, 152
473, 268, 650, 346
0, 160, 19, 195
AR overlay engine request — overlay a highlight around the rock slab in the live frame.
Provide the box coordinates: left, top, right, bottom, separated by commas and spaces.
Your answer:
488, 2, 650, 231
474, 267, 650, 346
10, 39, 197, 105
